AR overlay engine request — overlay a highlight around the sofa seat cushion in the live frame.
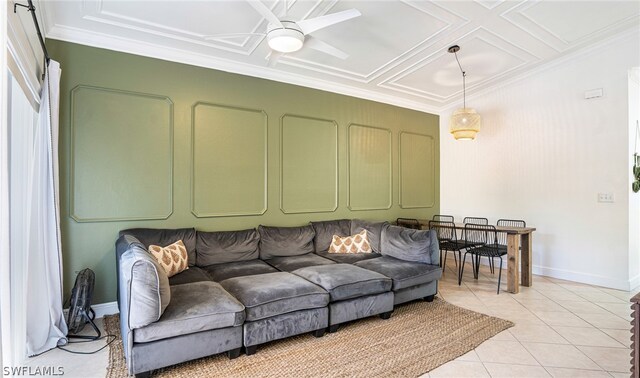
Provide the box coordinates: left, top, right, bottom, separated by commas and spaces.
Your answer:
314, 250, 382, 264
168, 266, 211, 286
292, 264, 391, 302
203, 259, 279, 282
354, 256, 442, 290
220, 272, 329, 322
264, 253, 335, 272
133, 281, 245, 343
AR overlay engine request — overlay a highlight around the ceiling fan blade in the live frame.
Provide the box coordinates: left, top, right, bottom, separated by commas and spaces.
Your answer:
305, 36, 348, 59
204, 33, 265, 41
267, 51, 284, 67
296, 9, 361, 35
247, 0, 283, 29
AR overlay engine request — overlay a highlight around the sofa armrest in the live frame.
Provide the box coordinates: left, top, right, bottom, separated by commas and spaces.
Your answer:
426, 229, 440, 268
115, 235, 145, 309
380, 225, 440, 265
116, 234, 172, 375
115, 234, 143, 374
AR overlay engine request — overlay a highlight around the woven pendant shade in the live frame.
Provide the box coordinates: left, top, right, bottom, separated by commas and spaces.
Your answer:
450, 108, 481, 140
448, 45, 481, 141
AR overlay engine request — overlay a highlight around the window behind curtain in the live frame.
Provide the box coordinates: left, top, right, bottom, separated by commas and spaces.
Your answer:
7, 70, 38, 365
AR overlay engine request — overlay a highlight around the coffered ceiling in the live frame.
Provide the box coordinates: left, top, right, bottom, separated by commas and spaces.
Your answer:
39, 0, 640, 113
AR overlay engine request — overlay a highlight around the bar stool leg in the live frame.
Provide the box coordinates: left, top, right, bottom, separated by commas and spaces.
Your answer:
497, 257, 504, 294
459, 252, 468, 286
457, 251, 464, 285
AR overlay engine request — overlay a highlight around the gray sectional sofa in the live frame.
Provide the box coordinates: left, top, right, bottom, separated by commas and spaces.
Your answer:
115, 219, 442, 377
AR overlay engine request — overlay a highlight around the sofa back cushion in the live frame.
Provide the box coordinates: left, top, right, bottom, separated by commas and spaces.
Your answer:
380, 224, 438, 264
258, 225, 316, 259
120, 244, 171, 329
310, 219, 351, 252
350, 219, 388, 254
120, 228, 197, 267
196, 228, 260, 267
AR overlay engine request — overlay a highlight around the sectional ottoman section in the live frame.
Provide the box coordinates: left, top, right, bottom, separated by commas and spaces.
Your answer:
293, 264, 394, 332
220, 272, 330, 354
115, 219, 442, 377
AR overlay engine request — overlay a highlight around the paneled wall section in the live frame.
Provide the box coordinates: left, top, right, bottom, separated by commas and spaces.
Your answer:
191, 102, 268, 217
49, 40, 440, 303
280, 115, 338, 214
399, 132, 435, 209
348, 124, 393, 211
70, 86, 174, 222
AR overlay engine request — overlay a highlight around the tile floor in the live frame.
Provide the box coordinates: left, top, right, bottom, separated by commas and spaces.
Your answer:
427, 257, 633, 377
24, 258, 634, 377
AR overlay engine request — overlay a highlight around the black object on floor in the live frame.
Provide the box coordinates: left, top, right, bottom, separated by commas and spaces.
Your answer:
66, 268, 101, 341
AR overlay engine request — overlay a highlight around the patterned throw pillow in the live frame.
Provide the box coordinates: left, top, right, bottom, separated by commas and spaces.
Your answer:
328, 230, 372, 254
148, 240, 189, 277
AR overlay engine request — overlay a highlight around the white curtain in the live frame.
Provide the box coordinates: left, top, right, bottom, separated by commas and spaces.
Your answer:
7, 71, 35, 365
1, 1, 12, 369
25, 60, 68, 356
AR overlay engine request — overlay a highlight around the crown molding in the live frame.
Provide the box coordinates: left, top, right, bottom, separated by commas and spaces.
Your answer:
441, 25, 640, 113
45, 24, 442, 115
44, 13, 639, 117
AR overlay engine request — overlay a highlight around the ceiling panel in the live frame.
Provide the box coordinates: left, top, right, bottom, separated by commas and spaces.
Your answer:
520, 1, 639, 44
278, 1, 454, 80
382, 28, 535, 101
40, 0, 640, 112
273, 0, 468, 86
82, 0, 273, 54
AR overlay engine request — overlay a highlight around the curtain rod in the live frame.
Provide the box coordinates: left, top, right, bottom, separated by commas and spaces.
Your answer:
14, 0, 51, 71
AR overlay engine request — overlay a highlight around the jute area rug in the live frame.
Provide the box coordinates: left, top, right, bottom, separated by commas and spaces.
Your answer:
104, 297, 513, 377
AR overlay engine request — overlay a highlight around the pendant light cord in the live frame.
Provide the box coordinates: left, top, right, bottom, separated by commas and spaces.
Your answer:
453, 51, 466, 109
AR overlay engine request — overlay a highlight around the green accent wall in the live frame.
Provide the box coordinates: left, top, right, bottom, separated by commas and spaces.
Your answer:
191, 102, 268, 217
48, 40, 440, 304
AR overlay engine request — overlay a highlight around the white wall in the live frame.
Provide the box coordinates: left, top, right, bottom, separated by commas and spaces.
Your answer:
440, 29, 640, 291
7, 0, 45, 108
1, 0, 10, 371
630, 67, 640, 289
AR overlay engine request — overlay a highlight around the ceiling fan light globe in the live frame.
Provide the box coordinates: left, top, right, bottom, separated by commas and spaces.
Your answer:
450, 108, 481, 140
267, 29, 304, 53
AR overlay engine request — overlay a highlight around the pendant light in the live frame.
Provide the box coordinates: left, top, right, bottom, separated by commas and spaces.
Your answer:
448, 45, 481, 141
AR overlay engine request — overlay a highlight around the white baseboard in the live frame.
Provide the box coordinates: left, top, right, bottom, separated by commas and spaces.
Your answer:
440, 251, 631, 290
629, 273, 640, 292
64, 301, 119, 320
532, 265, 630, 291
91, 301, 119, 318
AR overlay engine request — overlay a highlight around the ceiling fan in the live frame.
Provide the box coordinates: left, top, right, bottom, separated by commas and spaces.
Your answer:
204, 0, 361, 65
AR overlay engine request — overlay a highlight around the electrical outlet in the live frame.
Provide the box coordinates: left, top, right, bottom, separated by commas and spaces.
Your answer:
597, 193, 614, 203
585, 88, 603, 99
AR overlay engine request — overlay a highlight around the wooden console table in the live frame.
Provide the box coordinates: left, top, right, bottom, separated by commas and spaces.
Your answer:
417, 220, 536, 294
